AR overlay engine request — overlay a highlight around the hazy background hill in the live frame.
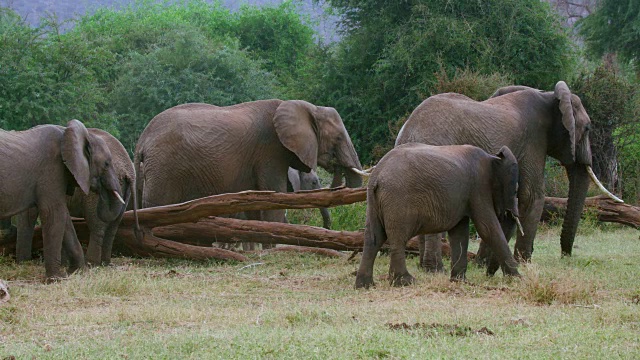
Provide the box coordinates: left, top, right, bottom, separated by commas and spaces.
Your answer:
0, 0, 340, 40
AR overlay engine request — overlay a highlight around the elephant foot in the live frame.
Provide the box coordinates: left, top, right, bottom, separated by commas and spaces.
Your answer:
67, 264, 85, 275
420, 263, 445, 273
391, 273, 415, 287
486, 260, 500, 277
500, 266, 521, 278
15, 254, 33, 263
355, 274, 375, 289
449, 273, 467, 282
514, 249, 532, 263
44, 274, 67, 284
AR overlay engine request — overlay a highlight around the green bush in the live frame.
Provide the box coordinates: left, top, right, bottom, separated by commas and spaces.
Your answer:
110, 26, 280, 153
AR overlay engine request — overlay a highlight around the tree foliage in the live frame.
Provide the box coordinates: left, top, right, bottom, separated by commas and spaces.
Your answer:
316, 0, 575, 163
0, 8, 116, 132
572, 61, 640, 201
578, 0, 640, 64
1, 1, 319, 153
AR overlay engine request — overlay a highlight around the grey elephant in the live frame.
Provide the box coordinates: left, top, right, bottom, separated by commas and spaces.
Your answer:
15, 128, 134, 266
287, 168, 331, 229
396, 81, 619, 269
0, 120, 124, 281
134, 100, 363, 230
355, 144, 521, 289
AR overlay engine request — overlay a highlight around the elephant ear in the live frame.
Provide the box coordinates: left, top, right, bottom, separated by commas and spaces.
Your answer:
273, 100, 318, 172
62, 119, 91, 195
555, 81, 576, 161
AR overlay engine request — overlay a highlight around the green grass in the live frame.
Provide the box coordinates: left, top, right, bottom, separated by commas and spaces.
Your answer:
1, 225, 640, 359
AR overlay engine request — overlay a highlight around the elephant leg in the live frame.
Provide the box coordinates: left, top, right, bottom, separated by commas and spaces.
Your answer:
419, 233, 445, 273
513, 193, 545, 262
355, 227, 386, 289
100, 219, 121, 266
85, 223, 106, 267
473, 215, 519, 277
39, 207, 68, 281
474, 240, 493, 267
62, 216, 85, 274
15, 207, 39, 262
259, 209, 286, 250
320, 207, 331, 230
448, 218, 470, 281
387, 229, 415, 287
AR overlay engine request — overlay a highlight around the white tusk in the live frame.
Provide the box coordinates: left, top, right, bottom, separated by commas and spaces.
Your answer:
113, 191, 126, 205
351, 167, 372, 177
514, 216, 525, 237
587, 166, 624, 203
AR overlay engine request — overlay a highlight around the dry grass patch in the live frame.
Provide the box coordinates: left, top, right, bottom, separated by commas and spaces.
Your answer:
1, 226, 639, 358
516, 263, 601, 306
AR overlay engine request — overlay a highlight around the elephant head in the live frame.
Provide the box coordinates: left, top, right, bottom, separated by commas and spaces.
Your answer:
552, 81, 594, 256
491, 81, 620, 257
62, 120, 125, 223
273, 100, 363, 188
287, 167, 332, 229
492, 146, 520, 222
490, 146, 522, 244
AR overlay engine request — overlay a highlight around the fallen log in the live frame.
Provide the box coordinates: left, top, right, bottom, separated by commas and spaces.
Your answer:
259, 246, 347, 258
542, 195, 640, 228
152, 216, 366, 250
121, 187, 367, 228
0, 220, 248, 262
3, 190, 637, 262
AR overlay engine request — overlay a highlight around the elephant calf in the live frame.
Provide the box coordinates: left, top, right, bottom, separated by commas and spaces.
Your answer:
15, 128, 134, 267
355, 143, 521, 289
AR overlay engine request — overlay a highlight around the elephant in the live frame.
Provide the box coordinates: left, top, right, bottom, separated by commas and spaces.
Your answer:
15, 128, 134, 266
355, 144, 521, 289
134, 100, 363, 232
0, 120, 124, 281
395, 81, 620, 268
287, 168, 331, 229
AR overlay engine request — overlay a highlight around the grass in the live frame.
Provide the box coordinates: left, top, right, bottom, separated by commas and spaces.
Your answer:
1, 224, 639, 359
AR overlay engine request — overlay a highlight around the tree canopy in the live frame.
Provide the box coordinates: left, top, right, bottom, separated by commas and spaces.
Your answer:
578, 0, 640, 65
315, 0, 575, 163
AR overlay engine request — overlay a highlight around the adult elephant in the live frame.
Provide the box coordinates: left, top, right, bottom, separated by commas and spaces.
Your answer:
15, 128, 134, 266
0, 120, 124, 281
287, 168, 331, 229
134, 100, 363, 228
355, 144, 521, 289
395, 81, 620, 267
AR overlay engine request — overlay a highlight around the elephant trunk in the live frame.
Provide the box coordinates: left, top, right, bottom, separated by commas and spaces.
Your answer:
560, 164, 590, 256
97, 176, 126, 223
343, 167, 364, 188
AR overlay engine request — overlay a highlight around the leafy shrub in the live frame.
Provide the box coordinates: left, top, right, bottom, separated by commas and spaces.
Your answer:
110, 26, 280, 153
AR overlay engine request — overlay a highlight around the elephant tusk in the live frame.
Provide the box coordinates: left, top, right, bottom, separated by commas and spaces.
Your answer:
587, 166, 624, 203
514, 216, 525, 237
113, 191, 126, 205
351, 167, 372, 177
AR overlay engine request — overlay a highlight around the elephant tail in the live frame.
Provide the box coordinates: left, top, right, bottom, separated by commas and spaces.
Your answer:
365, 183, 386, 248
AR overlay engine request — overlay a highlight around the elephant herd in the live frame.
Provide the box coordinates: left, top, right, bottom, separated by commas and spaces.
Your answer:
0, 81, 620, 288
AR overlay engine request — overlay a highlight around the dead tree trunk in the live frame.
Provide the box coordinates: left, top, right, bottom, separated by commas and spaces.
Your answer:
3, 191, 637, 261
542, 195, 640, 228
